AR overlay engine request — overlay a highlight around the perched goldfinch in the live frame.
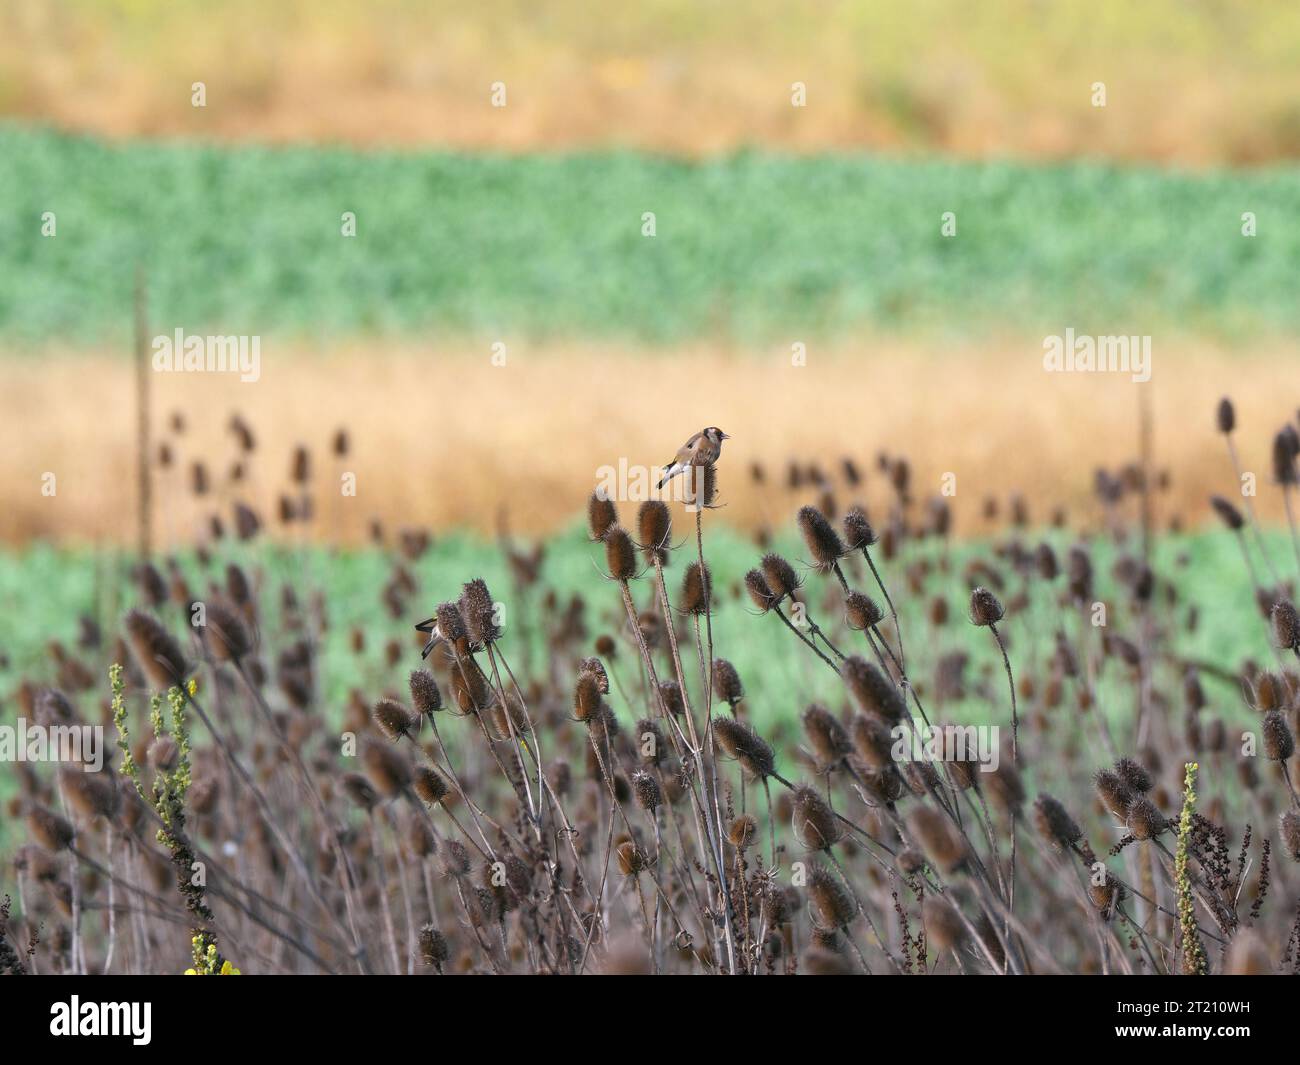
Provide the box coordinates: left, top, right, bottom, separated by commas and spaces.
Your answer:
657, 427, 730, 489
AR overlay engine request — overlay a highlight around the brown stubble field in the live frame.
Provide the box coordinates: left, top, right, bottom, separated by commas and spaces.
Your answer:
2, 340, 1295, 545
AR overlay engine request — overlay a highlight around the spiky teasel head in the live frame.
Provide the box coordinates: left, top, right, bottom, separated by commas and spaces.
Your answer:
60, 768, 120, 822
341, 772, 378, 812
967, 586, 1004, 627
459, 578, 501, 646
906, 806, 966, 874
1252, 671, 1287, 712
844, 591, 883, 631
1087, 871, 1123, 916
714, 717, 775, 780
615, 839, 648, 877
712, 658, 744, 709
200, 600, 252, 662
1279, 810, 1300, 862
434, 600, 471, 652
728, 814, 758, 850
760, 553, 800, 602
588, 491, 618, 542
797, 505, 845, 572
681, 464, 718, 509
1033, 794, 1082, 851
791, 785, 842, 851
449, 661, 494, 714
413, 765, 450, 806
1093, 769, 1135, 820
922, 897, 966, 952
1274, 429, 1299, 485
635, 719, 666, 765
851, 713, 895, 769
1113, 756, 1153, 795
807, 864, 856, 928
26, 806, 74, 852
418, 925, 449, 968
681, 562, 712, 616
1210, 495, 1245, 532
801, 704, 852, 766
604, 527, 637, 582
632, 770, 662, 813
637, 501, 671, 565
373, 698, 418, 742
842, 506, 877, 550
409, 670, 443, 719
573, 670, 604, 723
1262, 710, 1295, 761
124, 609, 190, 690
744, 569, 776, 613
1216, 396, 1236, 434
841, 656, 905, 725
362, 737, 412, 798
985, 760, 1025, 815
658, 680, 686, 718
578, 657, 610, 693
1125, 795, 1166, 840
1271, 599, 1300, 652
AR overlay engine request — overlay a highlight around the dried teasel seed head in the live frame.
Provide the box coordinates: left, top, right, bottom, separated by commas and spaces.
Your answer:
842, 506, 877, 550
714, 717, 775, 780
1216, 396, 1236, 434
341, 772, 378, 811
637, 501, 671, 565
434, 601, 469, 648
201, 601, 252, 661
658, 680, 686, 718
841, 656, 905, 725
635, 719, 665, 765
1273, 429, 1299, 486
409, 670, 444, 718
1210, 495, 1245, 532
604, 527, 637, 582
418, 925, 449, 967
680, 561, 712, 616
573, 671, 603, 723
361, 737, 412, 797
712, 658, 743, 708
372, 698, 418, 741
1087, 872, 1122, 914
906, 806, 965, 874
807, 864, 856, 928
851, 713, 895, 769
800, 704, 852, 766
967, 586, 1005, 627
1033, 794, 1082, 851
1113, 756, 1152, 795
744, 569, 776, 613
124, 609, 190, 690
1093, 769, 1134, 820
1125, 795, 1166, 840
844, 590, 884, 631
1262, 710, 1295, 762
449, 661, 494, 714
728, 814, 758, 850
588, 491, 618, 542
413, 765, 450, 805
1279, 809, 1300, 862
632, 770, 662, 813
26, 806, 74, 852
922, 897, 966, 952
459, 578, 501, 646
578, 657, 610, 693
797, 505, 845, 571
615, 840, 647, 877
760, 553, 800, 602
791, 785, 842, 851
1270, 599, 1300, 651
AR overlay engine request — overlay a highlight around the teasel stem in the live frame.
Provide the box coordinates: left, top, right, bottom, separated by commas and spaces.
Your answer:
1223, 432, 1284, 586
826, 848, 903, 973
367, 811, 403, 973
409, 721, 497, 860
859, 544, 906, 669
1284, 483, 1300, 579
772, 602, 839, 670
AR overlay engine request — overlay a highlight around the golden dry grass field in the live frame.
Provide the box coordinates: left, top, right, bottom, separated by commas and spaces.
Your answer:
3, 340, 1295, 545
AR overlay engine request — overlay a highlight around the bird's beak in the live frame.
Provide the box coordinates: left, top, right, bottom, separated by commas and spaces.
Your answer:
720, 432, 731, 440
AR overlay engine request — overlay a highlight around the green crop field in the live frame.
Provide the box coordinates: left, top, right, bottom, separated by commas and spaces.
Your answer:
3, 126, 1300, 347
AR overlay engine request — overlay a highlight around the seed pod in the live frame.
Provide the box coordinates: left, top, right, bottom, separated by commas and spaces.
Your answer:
341, 773, 378, 812
632, 770, 662, 813
459, 578, 501, 646
801, 704, 852, 765
573, 671, 603, 723
409, 670, 444, 718
922, 897, 966, 952
845, 591, 883, 631
791, 785, 842, 850
1125, 796, 1165, 840
1262, 710, 1295, 761
681, 562, 711, 615
842, 506, 877, 549
841, 656, 905, 725
637, 501, 671, 565
361, 738, 412, 798
418, 925, 449, 968
714, 718, 775, 780
760, 553, 800, 602
728, 814, 757, 850
1094, 769, 1134, 820
413, 765, 449, 805
744, 569, 775, 613
26, 806, 74, 852
968, 586, 1005, 626
1033, 794, 1082, 851
1210, 495, 1245, 531
1087, 872, 1122, 915
1113, 757, 1153, 795
1279, 809, 1300, 862
605, 527, 637, 582
906, 806, 965, 873
615, 840, 647, 877
797, 506, 845, 571
202, 601, 252, 661
712, 658, 744, 708
124, 610, 190, 690
1216, 396, 1235, 434
808, 864, 856, 928
1271, 599, 1300, 651
372, 699, 417, 741
588, 492, 618, 542
851, 713, 895, 769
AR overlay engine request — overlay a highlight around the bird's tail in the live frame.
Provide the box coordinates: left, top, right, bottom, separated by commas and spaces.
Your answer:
657, 463, 681, 490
